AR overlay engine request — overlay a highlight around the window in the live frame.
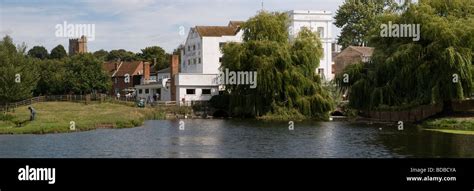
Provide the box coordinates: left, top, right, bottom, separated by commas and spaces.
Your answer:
193, 45, 196, 51
202, 89, 211, 95
145, 89, 149, 94
198, 58, 201, 64
219, 57, 223, 63
318, 68, 325, 79
188, 46, 191, 51
193, 58, 196, 64
188, 59, 191, 65
139, 89, 143, 94
186, 89, 195, 94
317, 27, 324, 38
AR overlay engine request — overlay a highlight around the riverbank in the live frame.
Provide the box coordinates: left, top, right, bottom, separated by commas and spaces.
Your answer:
0, 102, 166, 134
423, 116, 474, 135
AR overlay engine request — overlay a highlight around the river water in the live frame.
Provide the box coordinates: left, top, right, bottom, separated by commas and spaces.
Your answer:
0, 119, 473, 158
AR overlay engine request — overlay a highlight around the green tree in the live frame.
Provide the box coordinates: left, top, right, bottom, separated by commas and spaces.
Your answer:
27, 45, 49, 60
93, 49, 109, 61
49, 45, 67, 59
336, 0, 474, 112
334, 0, 398, 49
34, 59, 67, 95
137, 46, 169, 71
64, 54, 111, 94
107, 49, 136, 61
0, 36, 39, 104
220, 12, 333, 119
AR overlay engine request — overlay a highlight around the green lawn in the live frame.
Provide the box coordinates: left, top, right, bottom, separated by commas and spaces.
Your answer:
0, 102, 165, 134
423, 117, 474, 135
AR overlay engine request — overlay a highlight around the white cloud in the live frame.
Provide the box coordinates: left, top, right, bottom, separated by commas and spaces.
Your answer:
1, 0, 344, 53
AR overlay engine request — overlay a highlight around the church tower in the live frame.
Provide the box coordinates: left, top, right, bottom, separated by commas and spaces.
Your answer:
68, 35, 87, 56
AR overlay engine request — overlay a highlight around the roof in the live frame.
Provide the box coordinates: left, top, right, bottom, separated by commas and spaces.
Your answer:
103, 61, 145, 77
157, 67, 170, 73
194, 20, 244, 37
347, 46, 374, 57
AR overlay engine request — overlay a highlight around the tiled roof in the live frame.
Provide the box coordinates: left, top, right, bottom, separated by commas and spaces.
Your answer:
348, 46, 374, 56
103, 61, 144, 77
195, 20, 244, 37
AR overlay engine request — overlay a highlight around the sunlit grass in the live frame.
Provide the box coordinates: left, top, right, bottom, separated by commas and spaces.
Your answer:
0, 102, 166, 134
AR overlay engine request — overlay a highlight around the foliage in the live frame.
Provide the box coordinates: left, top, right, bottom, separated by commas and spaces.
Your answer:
220, 11, 334, 119
336, 0, 474, 111
0, 36, 39, 104
27, 45, 49, 59
137, 46, 169, 71
49, 45, 67, 59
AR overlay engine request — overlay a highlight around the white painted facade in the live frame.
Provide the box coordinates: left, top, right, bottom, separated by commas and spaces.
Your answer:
175, 11, 335, 103
176, 22, 243, 104
287, 10, 334, 80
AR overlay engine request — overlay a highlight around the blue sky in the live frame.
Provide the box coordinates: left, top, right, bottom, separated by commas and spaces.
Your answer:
0, 0, 344, 53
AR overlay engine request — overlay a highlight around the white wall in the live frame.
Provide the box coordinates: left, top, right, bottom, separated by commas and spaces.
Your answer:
181, 29, 203, 73
201, 30, 243, 74
287, 10, 334, 80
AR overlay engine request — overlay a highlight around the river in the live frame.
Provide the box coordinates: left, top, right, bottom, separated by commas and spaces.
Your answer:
0, 119, 473, 158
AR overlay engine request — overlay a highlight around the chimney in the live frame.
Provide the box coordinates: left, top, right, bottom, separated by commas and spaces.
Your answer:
143, 61, 150, 83
170, 55, 179, 101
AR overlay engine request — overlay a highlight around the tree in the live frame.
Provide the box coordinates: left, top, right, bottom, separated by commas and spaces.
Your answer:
136, 46, 169, 71
336, 0, 474, 113
27, 45, 49, 59
34, 59, 67, 95
106, 49, 136, 61
334, 0, 398, 49
93, 49, 109, 61
0, 36, 39, 104
49, 45, 67, 59
220, 12, 333, 119
64, 54, 111, 94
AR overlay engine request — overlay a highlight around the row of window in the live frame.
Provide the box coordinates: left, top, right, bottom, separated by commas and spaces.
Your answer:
186, 89, 211, 95
186, 57, 201, 65
183, 43, 201, 54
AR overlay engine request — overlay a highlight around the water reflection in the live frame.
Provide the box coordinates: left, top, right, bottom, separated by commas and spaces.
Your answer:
0, 120, 473, 158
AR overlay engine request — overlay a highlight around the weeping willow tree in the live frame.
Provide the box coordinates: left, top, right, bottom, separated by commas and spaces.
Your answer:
219, 11, 333, 120
336, 0, 474, 112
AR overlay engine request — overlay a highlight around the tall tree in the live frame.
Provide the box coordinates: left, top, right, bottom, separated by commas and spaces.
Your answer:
93, 49, 109, 61
334, 0, 397, 48
136, 46, 169, 71
49, 45, 67, 59
0, 36, 39, 104
336, 0, 474, 112
220, 12, 333, 119
107, 49, 136, 61
27, 45, 49, 60
64, 54, 111, 94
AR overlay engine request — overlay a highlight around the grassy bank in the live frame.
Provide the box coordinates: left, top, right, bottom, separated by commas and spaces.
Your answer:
423, 117, 474, 135
0, 102, 166, 134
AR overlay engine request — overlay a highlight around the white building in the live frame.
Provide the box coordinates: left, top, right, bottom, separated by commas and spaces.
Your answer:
135, 67, 172, 102
175, 11, 335, 103
176, 21, 244, 104
287, 10, 335, 80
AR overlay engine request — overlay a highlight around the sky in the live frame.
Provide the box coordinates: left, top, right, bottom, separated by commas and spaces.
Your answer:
0, 0, 345, 53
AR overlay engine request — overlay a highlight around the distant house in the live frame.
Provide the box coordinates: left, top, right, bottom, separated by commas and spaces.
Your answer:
333, 46, 374, 75
103, 60, 150, 96
134, 65, 174, 102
